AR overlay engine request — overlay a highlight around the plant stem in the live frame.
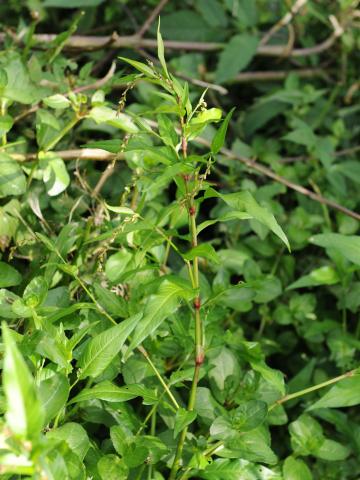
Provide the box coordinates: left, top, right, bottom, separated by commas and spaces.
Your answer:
1, 99, 7, 146
269, 368, 357, 411
170, 140, 204, 479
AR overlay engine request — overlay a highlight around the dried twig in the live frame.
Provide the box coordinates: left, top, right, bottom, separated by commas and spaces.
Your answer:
0, 21, 344, 58
10, 145, 360, 221
137, 0, 169, 38
260, 0, 308, 46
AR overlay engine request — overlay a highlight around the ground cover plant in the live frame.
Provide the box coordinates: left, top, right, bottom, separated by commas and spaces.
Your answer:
0, 0, 360, 478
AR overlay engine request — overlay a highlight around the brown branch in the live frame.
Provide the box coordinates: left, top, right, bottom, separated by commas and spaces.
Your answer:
137, 0, 169, 38
260, 0, 308, 46
0, 21, 343, 58
281, 145, 360, 163
230, 68, 328, 83
10, 145, 360, 221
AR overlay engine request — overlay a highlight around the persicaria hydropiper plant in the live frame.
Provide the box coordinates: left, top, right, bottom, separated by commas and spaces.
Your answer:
1, 21, 360, 480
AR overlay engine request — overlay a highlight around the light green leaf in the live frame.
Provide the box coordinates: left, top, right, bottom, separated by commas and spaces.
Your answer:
287, 266, 340, 290
82, 139, 122, 153
215, 34, 259, 83
174, 408, 197, 438
39, 372, 70, 425
88, 106, 139, 133
183, 244, 219, 264
206, 188, 290, 250
0, 153, 26, 198
105, 204, 135, 215
0, 261, 22, 288
310, 233, 360, 265
126, 279, 194, 356
78, 313, 142, 379
315, 438, 350, 461
23, 276, 48, 308
0, 114, 13, 136
41, 154, 70, 196
309, 374, 360, 410
69, 381, 157, 405
2, 323, 44, 439
211, 108, 235, 154
232, 400, 268, 432
97, 454, 128, 480
47, 422, 89, 460
43, 94, 71, 109
157, 19, 169, 79
119, 56, 156, 78
283, 456, 312, 480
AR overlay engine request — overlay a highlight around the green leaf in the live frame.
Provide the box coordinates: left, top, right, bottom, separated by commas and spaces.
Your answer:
315, 438, 350, 461
82, 139, 123, 153
310, 233, 360, 265
309, 375, 360, 410
0, 114, 13, 136
200, 458, 271, 480
88, 106, 139, 133
23, 276, 48, 308
2, 323, 44, 439
211, 108, 235, 154
119, 57, 156, 78
40, 153, 70, 196
47, 422, 89, 460
287, 266, 340, 290
157, 19, 169, 79
215, 34, 259, 83
232, 400, 268, 432
157, 113, 178, 147
0, 261, 22, 288
39, 372, 70, 425
183, 244, 220, 264
69, 381, 157, 405
174, 408, 197, 438
105, 204, 135, 215
0, 153, 26, 198
78, 313, 142, 379
43, 94, 71, 109
97, 454, 128, 480
126, 279, 194, 356
289, 414, 324, 456
283, 456, 312, 480
206, 188, 290, 250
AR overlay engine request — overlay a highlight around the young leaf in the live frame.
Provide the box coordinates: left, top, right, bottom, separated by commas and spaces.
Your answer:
2, 322, 44, 439
78, 313, 142, 379
157, 19, 169, 79
183, 244, 220, 264
211, 108, 235, 154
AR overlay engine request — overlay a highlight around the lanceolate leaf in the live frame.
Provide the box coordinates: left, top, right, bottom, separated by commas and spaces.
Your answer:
211, 108, 235, 154
309, 375, 360, 410
2, 323, 44, 440
310, 233, 360, 265
69, 381, 157, 405
205, 188, 290, 250
126, 279, 194, 357
78, 313, 142, 379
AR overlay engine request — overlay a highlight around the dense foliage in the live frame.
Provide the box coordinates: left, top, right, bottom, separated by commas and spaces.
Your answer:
1, 1, 360, 479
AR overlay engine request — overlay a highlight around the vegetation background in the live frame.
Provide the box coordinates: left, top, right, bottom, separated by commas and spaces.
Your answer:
0, 0, 360, 479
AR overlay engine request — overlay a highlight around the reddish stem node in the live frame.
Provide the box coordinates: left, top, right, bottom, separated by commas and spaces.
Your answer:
193, 297, 201, 310
189, 205, 196, 216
